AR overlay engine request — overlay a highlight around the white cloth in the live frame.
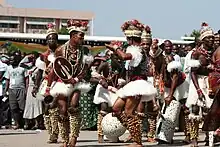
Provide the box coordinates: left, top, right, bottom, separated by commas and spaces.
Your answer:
93, 84, 118, 107
164, 80, 188, 101
173, 54, 181, 62
23, 67, 43, 119
186, 75, 213, 109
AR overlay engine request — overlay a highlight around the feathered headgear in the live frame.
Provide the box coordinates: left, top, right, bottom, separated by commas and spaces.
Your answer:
121, 19, 144, 37
199, 22, 214, 40
46, 23, 57, 37
141, 25, 152, 39
67, 19, 89, 34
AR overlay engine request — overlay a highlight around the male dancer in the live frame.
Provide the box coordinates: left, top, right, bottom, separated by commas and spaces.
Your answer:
186, 22, 214, 147
139, 26, 160, 142
106, 19, 157, 147
145, 38, 164, 142
156, 40, 188, 144
50, 19, 93, 147
92, 42, 126, 143
32, 23, 60, 143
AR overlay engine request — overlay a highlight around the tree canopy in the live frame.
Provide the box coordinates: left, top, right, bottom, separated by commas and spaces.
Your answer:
58, 27, 68, 35
184, 29, 200, 40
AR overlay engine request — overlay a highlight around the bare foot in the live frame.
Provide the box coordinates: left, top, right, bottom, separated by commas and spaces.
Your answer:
127, 143, 143, 147
190, 139, 198, 147
124, 135, 132, 142
98, 135, 104, 143
68, 137, 77, 147
147, 138, 156, 143
60, 142, 68, 147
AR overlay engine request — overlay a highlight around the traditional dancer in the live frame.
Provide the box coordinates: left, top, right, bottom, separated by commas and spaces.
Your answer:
138, 27, 160, 143
51, 19, 93, 147
186, 22, 214, 147
155, 40, 188, 144
32, 23, 60, 143
146, 38, 165, 142
106, 19, 157, 147
93, 42, 126, 143
203, 41, 220, 147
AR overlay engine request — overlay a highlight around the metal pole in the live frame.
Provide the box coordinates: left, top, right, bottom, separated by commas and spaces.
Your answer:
91, 18, 94, 36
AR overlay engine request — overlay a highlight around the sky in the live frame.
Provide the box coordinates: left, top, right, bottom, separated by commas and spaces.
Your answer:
6, 0, 220, 39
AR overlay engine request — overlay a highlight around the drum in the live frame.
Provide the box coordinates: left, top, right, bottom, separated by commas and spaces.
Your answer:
53, 57, 74, 81
101, 113, 126, 138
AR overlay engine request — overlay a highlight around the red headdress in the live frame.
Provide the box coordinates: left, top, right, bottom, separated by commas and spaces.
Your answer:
121, 19, 144, 37
67, 19, 89, 34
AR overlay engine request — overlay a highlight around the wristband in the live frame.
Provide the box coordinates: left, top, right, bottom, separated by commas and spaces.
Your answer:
45, 86, 50, 92
74, 77, 79, 83
197, 89, 202, 94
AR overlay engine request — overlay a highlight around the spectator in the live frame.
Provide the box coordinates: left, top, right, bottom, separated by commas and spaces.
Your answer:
3, 53, 28, 129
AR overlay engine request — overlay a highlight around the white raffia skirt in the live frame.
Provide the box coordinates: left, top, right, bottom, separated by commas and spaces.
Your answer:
186, 75, 213, 109
93, 84, 118, 107
116, 80, 157, 102
50, 80, 91, 98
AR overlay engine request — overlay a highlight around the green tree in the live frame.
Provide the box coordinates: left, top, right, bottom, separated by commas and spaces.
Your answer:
58, 27, 68, 35
190, 29, 200, 39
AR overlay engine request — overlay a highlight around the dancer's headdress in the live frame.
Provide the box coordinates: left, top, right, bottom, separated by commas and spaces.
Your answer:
121, 19, 144, 37
67, 19, 89, 34
199, 22, 214, 40
141, 25, 152, 39
46, 23, 57, 37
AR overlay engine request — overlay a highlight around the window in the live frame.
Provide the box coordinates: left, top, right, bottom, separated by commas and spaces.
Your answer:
27, 24, 46, 29
0, 16, 18, 21
0, 23, 18, 28
26, 17, 54, 22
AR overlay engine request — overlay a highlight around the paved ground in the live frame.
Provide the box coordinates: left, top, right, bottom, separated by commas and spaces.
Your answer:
0, 129, 215, 147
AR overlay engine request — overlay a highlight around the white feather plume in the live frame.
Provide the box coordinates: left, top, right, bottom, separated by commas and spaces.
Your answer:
48, 53, 55, 63
83, 54, 94, 65
167, 61, 182, 72
188, 60, 201, 68
125, 45, 142, 69
35, 57, 46, 70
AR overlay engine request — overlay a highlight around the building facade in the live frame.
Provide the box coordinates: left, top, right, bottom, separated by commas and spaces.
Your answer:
0, 1, 95, 35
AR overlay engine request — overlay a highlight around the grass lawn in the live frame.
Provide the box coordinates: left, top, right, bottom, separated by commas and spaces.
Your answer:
0, 41, 107, 55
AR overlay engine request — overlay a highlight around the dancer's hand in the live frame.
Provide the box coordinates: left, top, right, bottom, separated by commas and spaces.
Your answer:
64, 77, 76, 85
44, 87, 51, 97
164, 95, 173, 105
197, 89, 205, 101
99, 78, 108, 89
